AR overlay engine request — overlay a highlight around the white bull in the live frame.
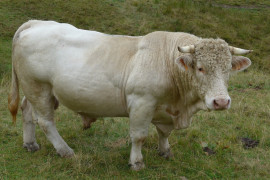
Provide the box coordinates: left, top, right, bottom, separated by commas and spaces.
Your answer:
8, 20, 252, 170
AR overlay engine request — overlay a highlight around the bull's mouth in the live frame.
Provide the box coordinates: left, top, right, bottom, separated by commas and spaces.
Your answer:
205, 96, 231, 111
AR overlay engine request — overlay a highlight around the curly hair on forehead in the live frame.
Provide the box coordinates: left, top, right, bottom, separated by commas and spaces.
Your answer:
195, 39, 229, 53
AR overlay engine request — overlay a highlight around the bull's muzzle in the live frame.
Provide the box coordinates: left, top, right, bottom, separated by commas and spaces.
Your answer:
213, 98, 230, 110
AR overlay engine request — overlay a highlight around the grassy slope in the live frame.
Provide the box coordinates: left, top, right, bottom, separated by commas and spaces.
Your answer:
0, 0, 270, 179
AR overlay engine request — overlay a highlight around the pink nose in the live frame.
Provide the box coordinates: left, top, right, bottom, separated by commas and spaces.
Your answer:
213, 98, 230, 110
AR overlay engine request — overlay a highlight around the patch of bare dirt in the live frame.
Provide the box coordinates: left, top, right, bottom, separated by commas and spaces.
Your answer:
203, 147, 216, 155
241, 137, 259, 149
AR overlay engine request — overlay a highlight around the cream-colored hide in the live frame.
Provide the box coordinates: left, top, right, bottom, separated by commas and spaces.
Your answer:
9, 20, 252, 171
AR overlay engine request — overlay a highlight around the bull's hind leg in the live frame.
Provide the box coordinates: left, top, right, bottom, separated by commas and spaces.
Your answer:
23, 83, 74, 157
21, 96, 40, 152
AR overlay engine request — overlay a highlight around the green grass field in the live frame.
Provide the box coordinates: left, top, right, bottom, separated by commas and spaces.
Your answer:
0, 0, 270, 179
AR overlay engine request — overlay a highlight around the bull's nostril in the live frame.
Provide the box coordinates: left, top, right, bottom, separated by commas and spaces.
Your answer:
213, 99, 219, 107
227, 99, 230, 105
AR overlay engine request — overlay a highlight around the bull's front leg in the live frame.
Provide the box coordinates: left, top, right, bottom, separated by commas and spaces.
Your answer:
128, 96, 156, 171
155, 124, 174, 159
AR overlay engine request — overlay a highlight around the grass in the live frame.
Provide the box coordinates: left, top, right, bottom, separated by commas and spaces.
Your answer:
0, 0, 270, 179
1, 68, 270, 179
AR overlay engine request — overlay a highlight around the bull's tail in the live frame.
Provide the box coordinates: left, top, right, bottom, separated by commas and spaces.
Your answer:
8, 21, 35, 125
8, 63, 20, 125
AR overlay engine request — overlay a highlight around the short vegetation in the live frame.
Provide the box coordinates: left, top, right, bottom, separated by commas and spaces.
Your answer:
0, 0, 270, 179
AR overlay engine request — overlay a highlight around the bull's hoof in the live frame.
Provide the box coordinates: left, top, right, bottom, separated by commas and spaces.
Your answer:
23, 142, 40, 152
159, 149, 173, 159
130, 162, 145, 171
57, 147, 74, 158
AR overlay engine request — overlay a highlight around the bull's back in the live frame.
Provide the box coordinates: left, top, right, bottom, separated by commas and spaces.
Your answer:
13, 21, 100, 80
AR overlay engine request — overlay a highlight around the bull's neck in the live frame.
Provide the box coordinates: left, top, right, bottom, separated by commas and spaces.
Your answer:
171, 69, 198, 105
165, 50, 198, 106
153, 32, 201, 105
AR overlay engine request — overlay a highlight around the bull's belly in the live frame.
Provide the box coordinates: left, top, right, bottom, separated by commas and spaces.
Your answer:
52, 75, 128, 118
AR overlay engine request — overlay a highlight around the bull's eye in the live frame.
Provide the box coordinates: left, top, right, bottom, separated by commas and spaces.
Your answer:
198, 68, 204, 72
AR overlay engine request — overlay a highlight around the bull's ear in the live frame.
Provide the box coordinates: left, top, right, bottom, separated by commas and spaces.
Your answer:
175, 55, 193, 71
231, 56, 251, 73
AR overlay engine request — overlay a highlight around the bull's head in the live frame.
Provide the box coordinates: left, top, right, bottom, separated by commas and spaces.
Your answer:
175, 39, 252, 110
